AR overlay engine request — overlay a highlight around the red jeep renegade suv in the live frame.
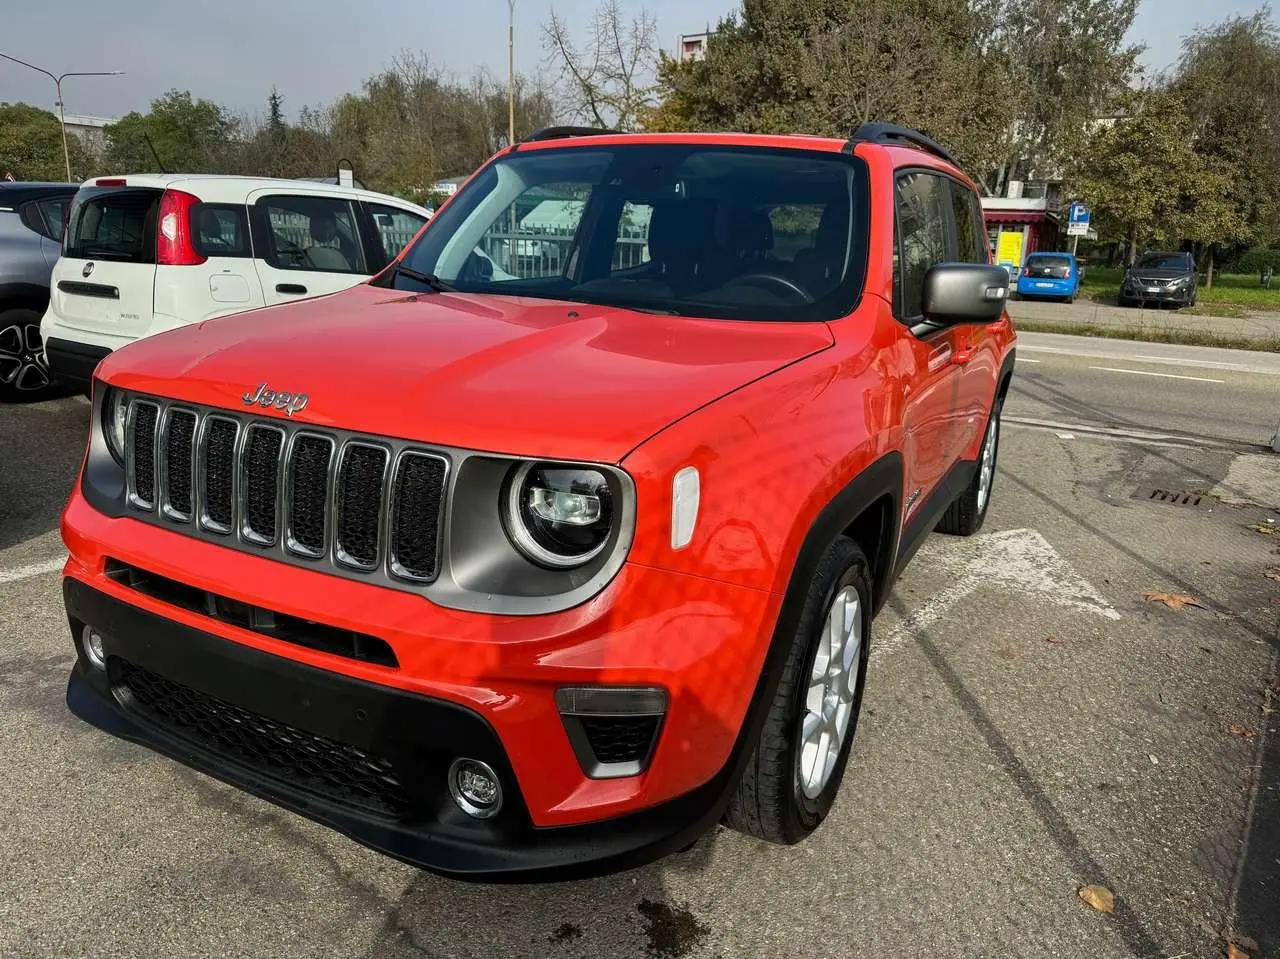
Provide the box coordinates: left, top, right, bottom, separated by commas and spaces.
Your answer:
60, 123, 1016, 881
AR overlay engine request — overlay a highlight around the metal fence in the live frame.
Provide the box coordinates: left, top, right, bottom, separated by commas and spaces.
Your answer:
478, 225, 650, 279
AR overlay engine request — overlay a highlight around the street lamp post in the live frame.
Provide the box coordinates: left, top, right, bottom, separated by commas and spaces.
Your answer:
0, 52, 123, 182
508, 0, 516, 147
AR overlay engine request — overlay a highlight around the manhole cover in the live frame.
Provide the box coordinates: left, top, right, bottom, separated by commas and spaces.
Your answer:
1137, 488, 1205, 507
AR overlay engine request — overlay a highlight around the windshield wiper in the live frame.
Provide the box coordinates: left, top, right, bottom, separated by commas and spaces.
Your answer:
393, 264, 455, 292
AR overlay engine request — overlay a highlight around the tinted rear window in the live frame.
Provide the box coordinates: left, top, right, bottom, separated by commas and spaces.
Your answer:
1027, 255, 1072, 270
64, 187, 161, 263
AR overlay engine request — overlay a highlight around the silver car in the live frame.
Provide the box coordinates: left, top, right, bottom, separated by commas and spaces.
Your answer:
0, 181, 79, 401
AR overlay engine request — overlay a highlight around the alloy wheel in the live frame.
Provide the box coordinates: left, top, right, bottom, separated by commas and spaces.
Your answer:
0, 323, 52, 393
976, 413, 998, 514
797, 585, 864, 800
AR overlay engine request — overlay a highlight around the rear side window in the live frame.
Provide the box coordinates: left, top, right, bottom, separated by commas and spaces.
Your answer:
257, 196, 367, 274
18, 197, 71, 241
365, 203, 427, 267
893, 172, 949, 320
192, 203, 251, 258
64, 188, 161, 264
949, 183, 985, 264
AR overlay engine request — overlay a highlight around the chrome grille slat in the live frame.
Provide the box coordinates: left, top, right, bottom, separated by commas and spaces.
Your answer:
335, 442, 389, 571
285, 433, 334, 558
160, 408, 197, 523
126, 400, 160, 511
199, 416, 239, 534
241, 424, 286, 546
121, 394, 448, 589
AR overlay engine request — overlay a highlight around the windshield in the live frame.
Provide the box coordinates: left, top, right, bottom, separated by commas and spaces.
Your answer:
1135, 253, 1192, 270
374, 144, 869, 321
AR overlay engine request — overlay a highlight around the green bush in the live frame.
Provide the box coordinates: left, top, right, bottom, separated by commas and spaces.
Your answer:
1226, 247, 1280, 275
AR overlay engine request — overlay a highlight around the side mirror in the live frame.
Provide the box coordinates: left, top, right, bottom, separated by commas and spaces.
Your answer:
464, 250, 494, 280
920, 262, 1009, 327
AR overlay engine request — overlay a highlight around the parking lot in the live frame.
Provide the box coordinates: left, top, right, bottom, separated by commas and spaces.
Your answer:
1, 332, 1277, 959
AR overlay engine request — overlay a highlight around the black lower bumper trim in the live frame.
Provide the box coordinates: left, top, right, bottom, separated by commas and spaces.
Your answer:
44, 337, 111, 391
62, 578, 728, 881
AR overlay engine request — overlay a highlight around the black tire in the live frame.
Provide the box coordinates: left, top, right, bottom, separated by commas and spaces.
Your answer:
936, 396, 1002, 536
0, 307, 64, 403
724, 536, 872, 845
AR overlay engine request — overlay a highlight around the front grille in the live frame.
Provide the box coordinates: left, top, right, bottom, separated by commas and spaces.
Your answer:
122, 395, 448, 585
580, 716, 661, 766
112, 659, 407, 816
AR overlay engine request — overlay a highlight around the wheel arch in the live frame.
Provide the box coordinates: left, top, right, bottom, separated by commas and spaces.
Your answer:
0, 282, 52, 314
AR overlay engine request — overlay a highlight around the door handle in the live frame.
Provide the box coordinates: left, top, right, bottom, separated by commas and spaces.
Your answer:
276, 283, 307, 295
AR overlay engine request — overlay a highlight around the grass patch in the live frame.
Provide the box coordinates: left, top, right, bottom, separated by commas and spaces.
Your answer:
1012, 318, 1280, 352
1080, 266, 1280, 309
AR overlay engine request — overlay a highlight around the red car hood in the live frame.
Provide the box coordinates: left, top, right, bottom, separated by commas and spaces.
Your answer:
99, 285, 834, 461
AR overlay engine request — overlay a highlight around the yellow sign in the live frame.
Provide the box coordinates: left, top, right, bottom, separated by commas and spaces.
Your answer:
995, 230, 1025, 266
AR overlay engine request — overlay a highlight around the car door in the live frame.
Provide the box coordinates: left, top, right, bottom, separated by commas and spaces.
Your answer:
944, 179, 1002, 457
893, 170, 968, 524
361, 201, 429, 273
248, 192, 371, 308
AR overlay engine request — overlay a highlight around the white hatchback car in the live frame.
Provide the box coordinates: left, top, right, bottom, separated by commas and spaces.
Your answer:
41, 174, 431, 393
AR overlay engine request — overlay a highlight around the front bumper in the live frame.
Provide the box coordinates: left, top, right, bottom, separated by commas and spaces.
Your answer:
59, 491, 781, 879
1122, 284, 1194, 303
65, 579, 735, 881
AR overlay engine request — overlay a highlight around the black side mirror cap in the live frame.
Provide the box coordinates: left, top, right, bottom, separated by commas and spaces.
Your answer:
918, 262, 1009, 331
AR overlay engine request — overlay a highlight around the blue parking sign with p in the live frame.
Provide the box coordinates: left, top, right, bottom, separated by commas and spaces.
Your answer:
1069, 203, 1090, 225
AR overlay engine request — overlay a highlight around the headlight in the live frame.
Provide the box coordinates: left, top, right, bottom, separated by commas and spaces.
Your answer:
504, 462, 614, 568
102, 387, 128, 466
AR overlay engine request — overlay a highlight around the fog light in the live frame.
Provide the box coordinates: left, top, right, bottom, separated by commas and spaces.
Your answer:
449, 758, 502, 819
81, 625, 106, 669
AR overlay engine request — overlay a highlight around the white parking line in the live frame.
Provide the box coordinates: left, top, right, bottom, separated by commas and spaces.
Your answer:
1017, 358, 1042, 363
1088, 365, 1224, 384
0, 556, 65, 586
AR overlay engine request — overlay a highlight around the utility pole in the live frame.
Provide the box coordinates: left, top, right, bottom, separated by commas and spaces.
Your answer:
0, 53, 123, 182
508, 0, 516, 147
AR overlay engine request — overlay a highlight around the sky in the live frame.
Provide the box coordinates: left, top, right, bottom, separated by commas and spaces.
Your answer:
0, 0, 1269, 123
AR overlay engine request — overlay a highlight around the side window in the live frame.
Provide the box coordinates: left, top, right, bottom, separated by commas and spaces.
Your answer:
478, 184, 587, 281
949, 182, 983, 263
24, 197, 71, 241
192, 203, 251, 258
258, 196, 367, 274
366, 203, 428, 266
894, 172, 949, 320
614, 201, 652, 271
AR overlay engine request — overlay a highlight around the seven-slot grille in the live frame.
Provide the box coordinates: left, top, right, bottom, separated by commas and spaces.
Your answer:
123, 396, 448, 584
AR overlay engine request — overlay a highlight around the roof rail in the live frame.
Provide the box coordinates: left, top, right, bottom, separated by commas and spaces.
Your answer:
516, 125, 619, 146
843, 122, 959, 167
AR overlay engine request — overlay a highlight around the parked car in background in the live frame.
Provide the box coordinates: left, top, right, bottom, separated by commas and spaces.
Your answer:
1119, 250, 1198, 308
40, 175, 431, 395
0, 181, 78, 401
1014, 251, 1080, 303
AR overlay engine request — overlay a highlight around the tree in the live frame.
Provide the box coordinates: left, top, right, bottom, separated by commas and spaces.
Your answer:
1067, 89, 1203, 265
641, 0, 1009, 174
1171, 7, 1280, 281
267, 87, 286, 138
981, 0, 1143, 194
542, 0, 659, 130
0, 103, 90, 181
102, 90, 237, 173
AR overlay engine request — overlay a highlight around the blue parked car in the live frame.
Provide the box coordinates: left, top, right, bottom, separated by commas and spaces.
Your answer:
1015, 251, 1081, 303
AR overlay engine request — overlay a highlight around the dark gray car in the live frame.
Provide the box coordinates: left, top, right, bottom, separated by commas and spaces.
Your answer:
0, 181, 79, 401
1118, 250, 1198, 308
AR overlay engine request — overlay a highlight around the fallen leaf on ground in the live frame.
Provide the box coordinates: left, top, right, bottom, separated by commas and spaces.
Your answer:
1078, 885, 1115, 913
1248, 523, 1277, 535
1144, 591, 1206, 610
1236, 935, 1260, 951
1265, 568, 1280, 582
1229, 725, 1258, 738
1045, 636, 1065, 645
1227, 943, 1251, 959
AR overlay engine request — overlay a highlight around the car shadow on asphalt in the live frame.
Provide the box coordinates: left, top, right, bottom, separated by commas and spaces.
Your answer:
997, 466, 1279, 956
0, 396, 90, 553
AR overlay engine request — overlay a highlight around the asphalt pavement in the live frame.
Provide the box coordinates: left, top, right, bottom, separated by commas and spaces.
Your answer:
0, 333, 1277, 959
